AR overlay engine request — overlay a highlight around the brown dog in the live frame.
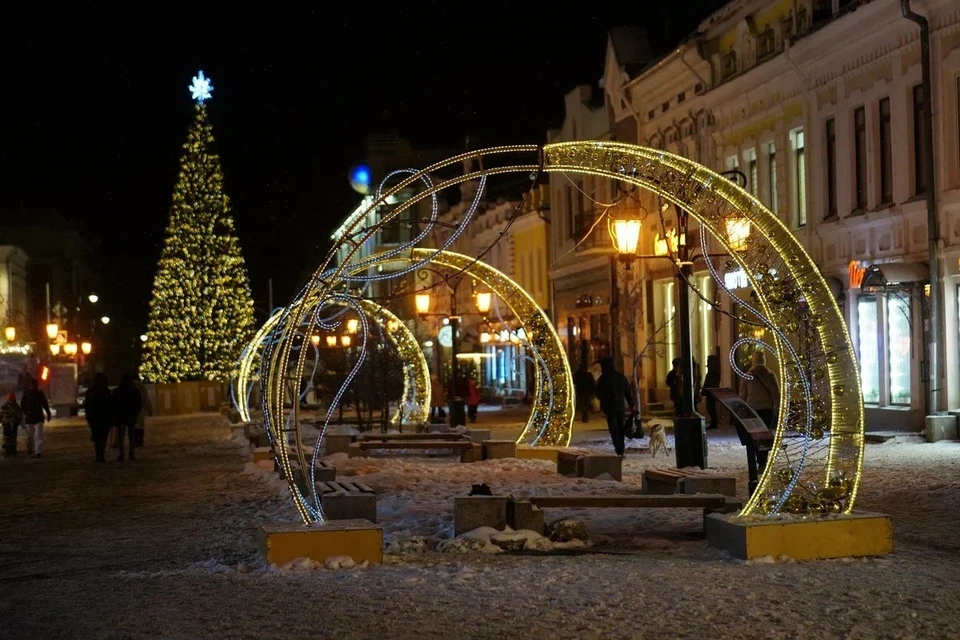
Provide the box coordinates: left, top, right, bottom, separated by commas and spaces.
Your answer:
649, 423, 669, 458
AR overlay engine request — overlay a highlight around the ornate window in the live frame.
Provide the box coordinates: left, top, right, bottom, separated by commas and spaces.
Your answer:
723, 50, 738, 79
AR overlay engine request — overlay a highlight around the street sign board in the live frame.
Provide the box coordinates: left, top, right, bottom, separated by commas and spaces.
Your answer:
705, 387, 773, 447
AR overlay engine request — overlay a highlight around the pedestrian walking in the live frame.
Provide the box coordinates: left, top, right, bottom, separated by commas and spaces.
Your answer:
702, 354, 721, 429
21, 378, 52, 458
594, 357, 635, 457
85, 373, 113, 463
429, 374, 446, 423
113, 373, 143, 462
466, 378, 481, 423
134, 376, 152, 447
572, 362, 596, 423
739, 350, 780, 429
2, 392, 23, 458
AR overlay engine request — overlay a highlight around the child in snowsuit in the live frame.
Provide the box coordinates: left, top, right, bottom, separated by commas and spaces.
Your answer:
2, 392, 23, 458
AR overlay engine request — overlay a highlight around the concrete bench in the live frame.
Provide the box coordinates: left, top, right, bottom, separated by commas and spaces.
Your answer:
316, 481, 377, 523
577, 454, 623, 481
643, 468, 737, 497
482, 439, 517, 459
467, 428, 492, 443
348, 440, 481, 463
276, 458, 336, 484
556, 449, 621, 480
454, 496, 547, 536
248, 431, 271, 448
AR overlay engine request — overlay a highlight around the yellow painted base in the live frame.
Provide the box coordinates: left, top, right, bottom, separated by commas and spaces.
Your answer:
258, 520, 383, 566
706, 512, 893, 561
252, 447, 273, 463
516, 446, 565, 463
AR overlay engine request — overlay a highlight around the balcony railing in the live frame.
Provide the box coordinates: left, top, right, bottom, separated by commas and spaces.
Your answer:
573, 208, 612, 254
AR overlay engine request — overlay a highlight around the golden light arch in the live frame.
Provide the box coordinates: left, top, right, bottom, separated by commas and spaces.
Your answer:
233, 300, 430, 426
263, 141, 864, 524
355, 249, 574, 448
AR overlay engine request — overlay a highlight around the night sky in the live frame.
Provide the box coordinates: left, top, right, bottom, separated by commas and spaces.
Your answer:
0, 2, 724, 372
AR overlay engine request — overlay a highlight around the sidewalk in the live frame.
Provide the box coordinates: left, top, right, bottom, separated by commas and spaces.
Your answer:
8, 413, 235, 452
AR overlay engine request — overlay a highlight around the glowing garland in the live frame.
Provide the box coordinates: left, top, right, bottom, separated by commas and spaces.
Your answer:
262, 141, 863, 525
233, 302, 429, 426
352, 249, 573, 448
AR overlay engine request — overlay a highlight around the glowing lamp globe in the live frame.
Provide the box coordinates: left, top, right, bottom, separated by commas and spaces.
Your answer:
415, 292, 431, 315
49, 343, 60, 356
726, 217, 752, 252
310, 334, 321, 346
64, 342, 78, 356
349, 164, 372, 195
341, 335, 352, 347
611, 218, 642, 256
4, 326, 15, 342
325, 335, 337, 348
475, 292, 492, 315
81, 342, 92, 355
46, 323, 59, 340
346, 318, 359, 335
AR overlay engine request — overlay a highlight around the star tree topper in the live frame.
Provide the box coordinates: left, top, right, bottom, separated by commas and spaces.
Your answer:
189, 70, 213, 103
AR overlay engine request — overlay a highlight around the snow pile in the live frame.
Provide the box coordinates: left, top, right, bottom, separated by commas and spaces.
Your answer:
438, 525, 587, 554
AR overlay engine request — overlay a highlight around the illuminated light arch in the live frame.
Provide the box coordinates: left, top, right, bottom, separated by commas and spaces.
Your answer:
264, 141, 863, 524
233, 300, 430, 427
353, 249, 574, 448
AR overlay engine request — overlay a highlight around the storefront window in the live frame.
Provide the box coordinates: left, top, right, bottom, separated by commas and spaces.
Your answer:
887, 295, 912, 405
690, 274, 715, 370
655, 280, 678, 385
858, 292, 914, 407
857, 296, 880, 404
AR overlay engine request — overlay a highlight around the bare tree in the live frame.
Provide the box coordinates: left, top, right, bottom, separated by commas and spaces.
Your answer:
617, 264, 675, 415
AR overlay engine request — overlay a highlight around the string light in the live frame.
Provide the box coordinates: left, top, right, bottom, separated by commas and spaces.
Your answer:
262, 141, 862, 525
140, 97, 255, 383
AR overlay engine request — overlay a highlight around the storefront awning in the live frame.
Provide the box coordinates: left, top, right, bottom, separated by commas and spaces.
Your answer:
860, 263, 929, 290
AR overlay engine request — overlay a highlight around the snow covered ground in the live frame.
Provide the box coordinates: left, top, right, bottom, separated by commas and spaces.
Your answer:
1, 415, 959, 639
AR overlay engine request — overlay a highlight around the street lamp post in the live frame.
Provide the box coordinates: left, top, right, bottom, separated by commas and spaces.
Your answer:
671, 207, 708, 470
610, 194, 751, 469
415, 275, 492, 428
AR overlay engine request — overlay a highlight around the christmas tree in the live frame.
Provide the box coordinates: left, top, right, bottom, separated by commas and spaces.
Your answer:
140, 71, 255, 383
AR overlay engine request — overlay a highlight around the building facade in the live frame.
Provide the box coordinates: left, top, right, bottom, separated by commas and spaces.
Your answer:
595, 0, 960, 428
547, 85, 618, 375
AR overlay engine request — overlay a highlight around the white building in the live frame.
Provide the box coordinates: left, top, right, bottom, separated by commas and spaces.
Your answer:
546, 85, 617, 373
599, 0, 960, 429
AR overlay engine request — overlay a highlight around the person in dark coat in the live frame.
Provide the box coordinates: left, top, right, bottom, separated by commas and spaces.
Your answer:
84, 373, 113, 463
112, 373, 143, 462
701, 354, 721, 430
2, 392, 23, 457
594, 357, 635, 457
666, 357, 702, 417
572, 362, 596, 423
21, 378, 52, 457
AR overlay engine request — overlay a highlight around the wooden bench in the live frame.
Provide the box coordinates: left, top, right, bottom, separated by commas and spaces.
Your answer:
348, 440, 482, 463
357, 433, 469, 442
556, 450, 622, 481
642, 468, 737, 496
316, 480, 375, 496
528, 494, 742, 521
316, 481, 377, 523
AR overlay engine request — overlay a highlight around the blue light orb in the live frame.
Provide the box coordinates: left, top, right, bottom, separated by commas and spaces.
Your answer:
349, 165, 372, 194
